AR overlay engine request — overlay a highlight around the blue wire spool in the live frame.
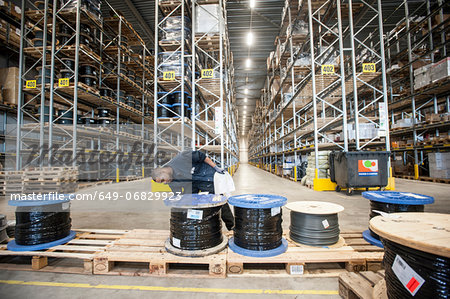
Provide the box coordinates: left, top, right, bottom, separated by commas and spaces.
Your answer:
228, 194, 287, 209
7, 194, 76, 252
228, 194, 288, 257
362, 191, 434, 205
362, 191, 434, 248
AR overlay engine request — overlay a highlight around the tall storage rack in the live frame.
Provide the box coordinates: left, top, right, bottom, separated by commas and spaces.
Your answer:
385, 0, 449, 181
13, 0, 155, 181
248, 0, 392, 190
154, 0, 238, 172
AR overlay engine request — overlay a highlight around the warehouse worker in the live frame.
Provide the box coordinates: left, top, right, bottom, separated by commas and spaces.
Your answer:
151, 150, 235, 230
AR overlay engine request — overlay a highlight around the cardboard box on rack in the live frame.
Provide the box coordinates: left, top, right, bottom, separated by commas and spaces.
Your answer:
431, 57, 450, 83
0, 67, 19, 105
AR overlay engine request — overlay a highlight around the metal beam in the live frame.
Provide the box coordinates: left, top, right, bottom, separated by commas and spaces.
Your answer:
123, 0, 155, 45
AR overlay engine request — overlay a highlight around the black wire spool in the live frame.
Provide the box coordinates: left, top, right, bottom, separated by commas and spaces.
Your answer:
13, 202, 72, 246
135, 99, 142, 109
126, 95, 135, 108
97, 107, 111, 118
97, 117, 113, 126
57, 109, 73, 124
59, 23, 72, 35
80, 64, 98, 77
157, 104, 172, 118
81, 116, 96, 125
370, 213, 449, 299
79, 74, 97, 87
103, 62, 114, 74
233, 207, 282, 250
169, 206, 223, 251
286, 201, 344, 246
99, 87, 113, 98
228, 194, 288, 257
35, 75, 52, 85
80, 23, 92, 35
79, 32, 93, 46
61, 58, 75, 70
0, 214, 7, 243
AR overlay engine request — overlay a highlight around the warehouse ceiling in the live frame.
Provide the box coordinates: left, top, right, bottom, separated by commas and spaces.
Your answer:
227, 0, 283, 136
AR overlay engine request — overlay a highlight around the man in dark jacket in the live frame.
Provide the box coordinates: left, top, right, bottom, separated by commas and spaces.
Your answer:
151, 150, 234, 230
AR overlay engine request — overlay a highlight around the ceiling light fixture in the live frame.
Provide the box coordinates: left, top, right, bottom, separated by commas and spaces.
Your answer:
244, 88, 248, 95
249, 0, 255, 8
245, 58, 251, 69
244, 98, 248, 103
247, 32, 253, 46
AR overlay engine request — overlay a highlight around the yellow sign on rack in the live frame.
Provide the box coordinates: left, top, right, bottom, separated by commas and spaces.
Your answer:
321, 65, 334, 74
362, 63, 376, 73
25, 80, 36, 89
201, 69, 214, 79
163, 71, 175, 81
58, 78, 70, 87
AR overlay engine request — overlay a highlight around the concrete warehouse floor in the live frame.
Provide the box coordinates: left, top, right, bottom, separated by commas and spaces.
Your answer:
1, 163, 449, 298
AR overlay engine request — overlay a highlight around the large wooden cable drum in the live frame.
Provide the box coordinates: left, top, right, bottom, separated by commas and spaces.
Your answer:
286, 201, 344, 246
370, 213, 450, 298
228, 194, 288, 257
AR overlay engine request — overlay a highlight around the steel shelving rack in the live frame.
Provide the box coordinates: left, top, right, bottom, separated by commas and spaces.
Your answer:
12, 0, 156, 181
384, 0, 449, 180
248, 0, 392, 190
154, 0, 238, 172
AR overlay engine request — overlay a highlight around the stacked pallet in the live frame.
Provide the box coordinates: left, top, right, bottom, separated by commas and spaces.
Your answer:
23, 167, 79, 194
3, 171, 24, 195
1, 167, 79, 196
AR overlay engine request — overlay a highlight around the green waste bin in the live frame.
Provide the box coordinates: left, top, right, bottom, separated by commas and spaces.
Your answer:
331, 151, 390, 195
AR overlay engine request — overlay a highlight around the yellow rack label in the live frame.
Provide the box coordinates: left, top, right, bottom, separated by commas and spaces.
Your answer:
362, 63, 376, 73
25, 80, 36, 89
201, 69, 214, 79
163, 71, 175, 81
321, 65, 334, 74
58, 78, 70, 87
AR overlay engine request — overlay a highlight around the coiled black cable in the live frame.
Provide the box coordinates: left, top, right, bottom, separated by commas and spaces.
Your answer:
382, 238, 450, 299
369, 201, 424, 239
170, 206, 222, 250
15, 203, 72, 246
234, 207, 282, 251
289, 212, 340, 246
369, 201, 424, 219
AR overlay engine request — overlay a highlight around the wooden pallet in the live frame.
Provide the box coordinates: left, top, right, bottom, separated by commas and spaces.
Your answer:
339, 270, 387, 299
394, 175, 450, 184
227, 231, 384, 277
93, 229, 227, 278
0, 229, 126, 274
78, 180, 113, 190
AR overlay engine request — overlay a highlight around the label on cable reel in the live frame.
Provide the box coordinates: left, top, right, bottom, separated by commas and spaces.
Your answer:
271, 207, 280, 216
322, 219, 330, 229
172, 237, 181, 248
392, 255, 425, 296
62, 202, 70, 210
187, 209, 203, 220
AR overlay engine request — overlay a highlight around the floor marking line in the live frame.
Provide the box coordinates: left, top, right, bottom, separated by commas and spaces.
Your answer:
0, 280, 338, 295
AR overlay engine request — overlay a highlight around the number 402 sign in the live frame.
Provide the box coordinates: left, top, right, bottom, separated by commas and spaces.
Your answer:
201, 69, 214, 79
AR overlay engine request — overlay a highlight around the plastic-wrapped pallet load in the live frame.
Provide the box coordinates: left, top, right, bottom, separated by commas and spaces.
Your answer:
305, 151, 330, 187
195, 4, 219, 33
